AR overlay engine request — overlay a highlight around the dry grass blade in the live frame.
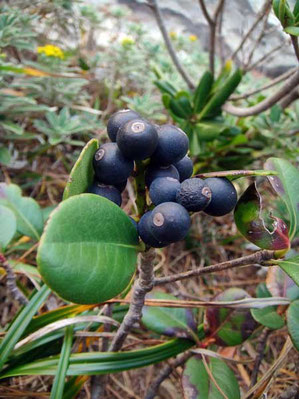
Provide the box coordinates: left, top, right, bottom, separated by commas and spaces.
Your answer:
191, 348, 254, 364
106, 297, 290, 309
202, 354, 230, 399
15, 316, 120, 350
243, 337, 293, 399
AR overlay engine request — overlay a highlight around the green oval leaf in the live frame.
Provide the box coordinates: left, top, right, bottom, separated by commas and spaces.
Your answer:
142, 291, 198, 341
63, 139, 98, 201
0, 205, 16, 249
284, 26, 299, 35
37, 194, 139, 304
0, 183, 43, 240
251, 283, 284, 330
234, 182, 290, 250
182, 355, 240, 399
205, 288, 257, 346
193, 71, 214, 114
264, 158, 299, 240
169, 96, 193, 119
276, 255, 299, 289
287, 300, 299, 351
198, 69, 243, 121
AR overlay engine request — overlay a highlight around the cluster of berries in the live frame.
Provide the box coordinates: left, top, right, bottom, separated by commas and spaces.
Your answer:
89, 109, 237, 248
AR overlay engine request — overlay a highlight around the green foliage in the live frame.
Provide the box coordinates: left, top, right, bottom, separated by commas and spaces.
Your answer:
0, 339, 194, 378
273, 0, 299, 34
142, 291, 198, 340
37, 194, 139, 304
0, 183, 43, 241
251, 283, 285, 330
204, 288, 257, 346
265, 158, 299, 240
287, 300, 299, 350
63, 139, 98, 200
234, 182, 290, 251
182, 356, 240, 399
0, 285, 51, 371
0, 205, 16, 250
276, 255, 299, 288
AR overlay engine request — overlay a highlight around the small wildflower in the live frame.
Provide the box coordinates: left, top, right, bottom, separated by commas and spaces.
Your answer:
169, 31, 177, 40
120, 36, 135, 47
37, 44, 64, 59
189, 34, 197, 42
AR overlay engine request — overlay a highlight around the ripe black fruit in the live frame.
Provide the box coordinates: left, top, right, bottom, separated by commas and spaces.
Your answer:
117, 119, 158, 160
88, 182, 122, 206
149, 177, 180, 205
138, 211, 168, 248
151, 124, 189, 166
176, 178, 211, 212
150, 202, 191, 243
174, 155, 193, 182
145, 164, 179, 187
204, 177, 237, 217
93, 142, 134, 185
107, 109, 140, 142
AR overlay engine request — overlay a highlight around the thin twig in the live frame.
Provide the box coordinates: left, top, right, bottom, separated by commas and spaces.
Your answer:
230, 67, 298, 100
279, 87, 299, 109
153, 250, 274, 286
109, 249, 155, 352
0, 254, 28, 306
144, 352, 192, 399
223, 70, 299, 116
245, 42, 286, 72
147, 0, 195, 89
250, 328, 271, 387
244, 11, 272, 69
231, 0, 272, 61
198, 0, 225, 76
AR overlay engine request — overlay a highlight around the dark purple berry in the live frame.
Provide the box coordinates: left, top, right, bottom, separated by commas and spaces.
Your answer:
176, 178, 211, 212
93, 143, 134, 185
149, 177, 180, 205
88, 182, 122, 206
174, 155, 193, 182
107, 109, 140, 142
145, 164, 179, 188
150, 202, 191, 243
204, 177, 237, 217
138, 211, 169, 248
151, 125, 189, 166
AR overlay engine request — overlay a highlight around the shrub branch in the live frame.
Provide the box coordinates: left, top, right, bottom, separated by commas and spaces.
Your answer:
0, 254, 28, 306
109, 249, 156, 352
147, 0, 195, 89
223, 70, 299, 116
144, 352, 192, 399
154, 250, 274, 286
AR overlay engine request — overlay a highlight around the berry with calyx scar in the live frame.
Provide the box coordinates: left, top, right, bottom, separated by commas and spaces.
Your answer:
93, 142, 134, 185
151, 124, 189, 166
150, 202, 191, 243
107, 109, 140, 142
145, 164, 179, 187
176, 178, 211, 212
149, 177, 180, 205
138, 211, 169, 248
88, 182, 122, 206
174, 155, 193, 182
117, 119, 158, 160
204, 177, 237, 216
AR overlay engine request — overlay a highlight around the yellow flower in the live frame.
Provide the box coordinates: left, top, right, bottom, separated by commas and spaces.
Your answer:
189, 34, 197, 42
37, 44, 64, 59
169, 31, 177, 40
120, 36, 135, 47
